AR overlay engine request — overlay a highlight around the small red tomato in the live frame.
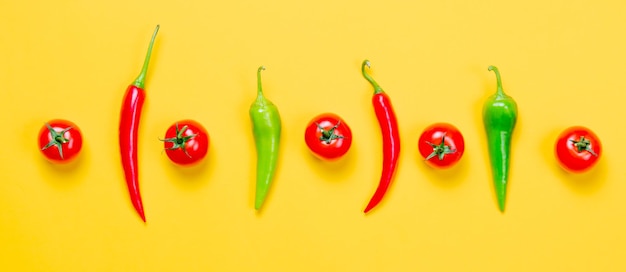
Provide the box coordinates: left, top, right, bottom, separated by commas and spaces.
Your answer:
305, 113, 352, 160
418, 123, 464, 168
38, 119, 83, 163
555, 126, 601, 172
162, 120, 209, 166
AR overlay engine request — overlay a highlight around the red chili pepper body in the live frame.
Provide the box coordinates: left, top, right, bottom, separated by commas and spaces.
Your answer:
118, 25, 159, 222
119, 85, 146, 222
362, 60, 401, 213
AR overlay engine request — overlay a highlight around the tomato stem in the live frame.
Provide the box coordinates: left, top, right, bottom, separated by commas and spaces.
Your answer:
570, 136, 598, 156
424, 133, 456, 161
133, 25, 160, 89
316, 121, 344, 144
41, 123, 73, 160
160, 123, 197, 158
361, 60, 384, 94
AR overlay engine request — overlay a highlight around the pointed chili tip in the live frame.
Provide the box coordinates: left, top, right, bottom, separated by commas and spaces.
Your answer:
497, 200, 505, 213
254, 200, 264, 211
363, 201, 377, 213
138, 210, 146, 222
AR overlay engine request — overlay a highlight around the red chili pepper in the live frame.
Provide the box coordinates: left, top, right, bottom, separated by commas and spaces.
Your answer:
119, 25, 160, 222
361, 60, 401, 213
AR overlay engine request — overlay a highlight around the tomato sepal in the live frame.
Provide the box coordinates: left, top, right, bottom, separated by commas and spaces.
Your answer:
160, 124, 198, 158
162, 120, 209, 166
424, 133, 457, 161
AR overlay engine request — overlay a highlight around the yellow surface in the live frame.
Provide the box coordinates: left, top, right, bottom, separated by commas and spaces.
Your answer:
1, 0, 626, 271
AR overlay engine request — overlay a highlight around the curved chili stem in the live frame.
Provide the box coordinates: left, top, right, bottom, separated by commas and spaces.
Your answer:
256, 66, 266, 99
132, 25, 160, 89
361, 60, 384, 94
487, 65, 504, 97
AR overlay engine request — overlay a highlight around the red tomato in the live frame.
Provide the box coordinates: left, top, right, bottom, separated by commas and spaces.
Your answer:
555, 126, 601, 172
418, 123, 464, 168
38, 119, 83, 163
162, 120, 209, 166
305, 113, 352, 160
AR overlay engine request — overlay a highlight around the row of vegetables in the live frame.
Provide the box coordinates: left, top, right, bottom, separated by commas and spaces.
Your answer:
36, 25, 602, 222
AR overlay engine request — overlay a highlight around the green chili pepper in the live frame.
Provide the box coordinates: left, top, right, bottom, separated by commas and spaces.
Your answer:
250, 66, 282, 211
483, 65, 518, 212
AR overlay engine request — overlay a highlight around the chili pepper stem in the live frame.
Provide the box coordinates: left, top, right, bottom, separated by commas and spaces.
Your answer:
361, 60, 384, 94
256, 66, 266, 99
132, 25, 160, 89
488, 65, 505, 97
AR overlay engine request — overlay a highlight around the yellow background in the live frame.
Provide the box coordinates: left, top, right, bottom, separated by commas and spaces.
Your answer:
1, 0, 625, 271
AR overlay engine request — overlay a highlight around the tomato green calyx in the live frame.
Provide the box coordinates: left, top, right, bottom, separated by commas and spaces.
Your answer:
41, 123, 72, 160
133, 25, 160, 89
488, 65, 506, 97
570, 136, 598, 156
316, 121, 344, 144
161, 123, 197, 158
361, 60, 385, 94
424, 133, 456, 161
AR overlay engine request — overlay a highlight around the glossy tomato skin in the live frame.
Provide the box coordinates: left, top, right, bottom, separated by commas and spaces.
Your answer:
163, 120, 209, 166
418, 123, 464, 168
555, 126, 601, 173
38, 119, 83, 163
305, 113, 352, 160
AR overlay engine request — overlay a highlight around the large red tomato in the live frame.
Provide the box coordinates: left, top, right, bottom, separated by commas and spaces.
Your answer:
38, 119, 83, 163
305, 113, 352, 160
162, 120, 209, 166
418, 123, 464, 168
555, 126, 601, 172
